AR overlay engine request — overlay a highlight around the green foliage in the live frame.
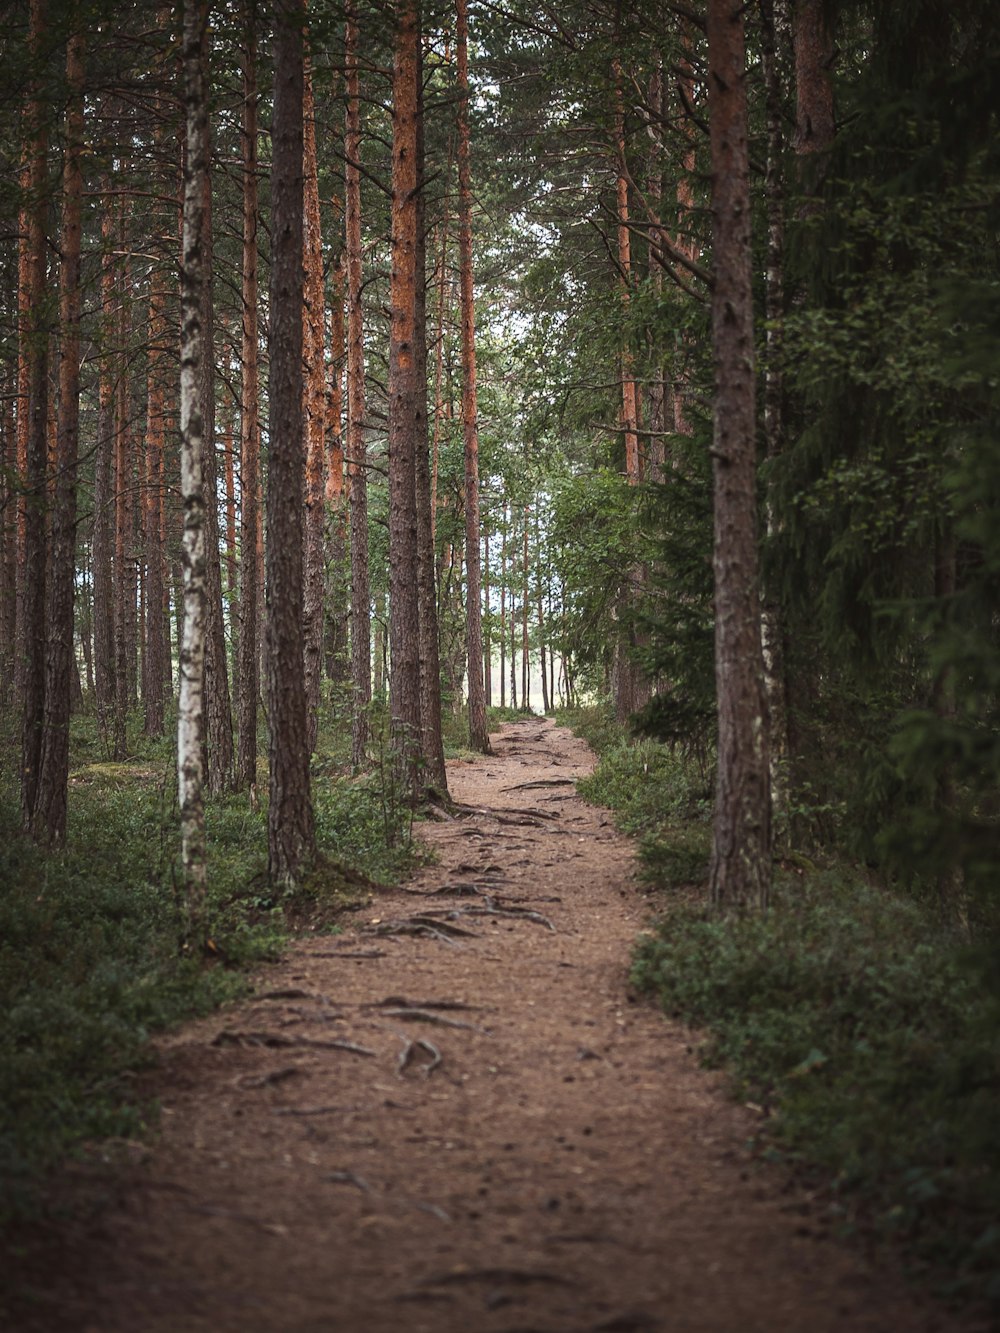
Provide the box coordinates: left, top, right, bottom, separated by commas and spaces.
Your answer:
0, 701, 422, 1224
568, 705, 712, 891
632, 876, 1000, 1304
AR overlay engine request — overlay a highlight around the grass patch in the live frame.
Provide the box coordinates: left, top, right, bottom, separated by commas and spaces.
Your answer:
566, 703, 1000, 1308
632, 875, 1000, 1308
0, 705, 418, 1225
566, 704, 712, 891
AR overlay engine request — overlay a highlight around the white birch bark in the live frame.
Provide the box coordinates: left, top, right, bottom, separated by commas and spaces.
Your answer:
177, 0, 209, 915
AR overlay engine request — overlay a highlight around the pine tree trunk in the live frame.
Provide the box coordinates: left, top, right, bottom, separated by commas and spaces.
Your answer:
93, 185, 116, 747
324, 248, 349, 683
236, 0, 261, 794
456, 0, 490, 755
760, 0, 791, 833
266, 0, 316, 885
18, 0, 50, 825
707, 0, 772, 911
345, 11, 371, 770
177, 0, 209, 912
199, 103, 235, 794
143, 250, 168, 738
388, 0, 424, 799
413, 46, 449, 795
302, 52, 326, 752
31, 27, 84, 844
112, 239, 136, 760
0, 385, 14, 705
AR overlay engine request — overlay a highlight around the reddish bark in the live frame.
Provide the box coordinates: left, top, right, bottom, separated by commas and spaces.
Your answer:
707, 0, 772, 910
18, 0, 50, 824
302, 52, 326, 751
345, 11, 371, 769
457, 0, 490, 755
266, 0, 316, 884
388, 0, 424, 796
237, 0, 261, 793
31, 29, 85, 844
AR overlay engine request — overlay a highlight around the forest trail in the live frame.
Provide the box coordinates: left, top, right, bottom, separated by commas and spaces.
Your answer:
15, 719, 979, 1333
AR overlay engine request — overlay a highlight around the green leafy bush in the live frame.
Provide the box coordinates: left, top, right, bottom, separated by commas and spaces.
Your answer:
632, 874, 1000, 1305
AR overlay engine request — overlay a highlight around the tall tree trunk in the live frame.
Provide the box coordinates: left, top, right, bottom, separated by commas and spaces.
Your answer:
345, 10, 371, 770
611, 53, 641, 724
387, 0, 424, 798
707, 0, 772, 911
612, 56, 640, 485
266, 0, 316, 884
521, 509, 530, 711
499, 502, 506, 709
792, 0, 835, 159
760, 0, 791, 832
113, 222, 136, 760
236, 0, 261, 793
198, 100, 235, 796
325, 248, 349, 683
93, 183, 116, 747
483, 520, 492, 707
456, 0, 490, 755
302, 50, 326, 752
143, 245, 168, 737
177, 0, 209, 913
18, 0, 50, 825
413, 42, 449, 795
0, 382, 14, 704
31, 26, 84, 844
645, 54, 666, 484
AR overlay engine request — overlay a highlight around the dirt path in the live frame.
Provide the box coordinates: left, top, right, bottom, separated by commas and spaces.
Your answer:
14, 719, 981, 1332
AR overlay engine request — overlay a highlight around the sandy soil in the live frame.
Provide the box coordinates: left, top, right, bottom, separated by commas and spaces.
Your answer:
7, 718, 986, 1333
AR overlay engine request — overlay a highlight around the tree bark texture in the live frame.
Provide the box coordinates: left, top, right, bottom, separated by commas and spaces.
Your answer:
31, 27, 85, 844
18, 0, 50, 825
302, 51, 326, 752
237, 1, 261, 794
760, 0, 791, 828
792, 0, 835, 157
413, 50, 449, 795
266, 0, 316, 885
457, 0, 490, 755
92, 183, 117, 746
388, 0, 424, 798
345, 11, 371, 770
196, 105, 235, 796
177, 0, 209, 909
707, 0, 772, 911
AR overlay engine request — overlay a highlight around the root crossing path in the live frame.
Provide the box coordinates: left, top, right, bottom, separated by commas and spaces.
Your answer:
22, 719, 975, 1332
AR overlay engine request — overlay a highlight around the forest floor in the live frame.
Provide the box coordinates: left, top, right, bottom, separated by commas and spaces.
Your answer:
8, 718, 988, 1333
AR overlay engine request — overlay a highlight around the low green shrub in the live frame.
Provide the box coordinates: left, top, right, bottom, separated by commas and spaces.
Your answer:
0, 707, 419, 1224
632, 874, 1000, 1305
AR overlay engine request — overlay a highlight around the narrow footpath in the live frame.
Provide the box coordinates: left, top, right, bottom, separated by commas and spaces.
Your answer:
14, 719, 980, 1332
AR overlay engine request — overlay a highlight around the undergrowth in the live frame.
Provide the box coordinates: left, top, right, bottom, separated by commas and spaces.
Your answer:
0, 704, 416, 1225
568, 703, 1000, 1311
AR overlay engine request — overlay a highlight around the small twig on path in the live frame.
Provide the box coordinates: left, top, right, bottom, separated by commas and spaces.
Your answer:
239, 1066, 302, 1088
417, 903, 556, 931
212, 1030, 375, 1056
323, 1169, 371, 1192
305, 949, 387, 960
500, 778, 576, 792
397, 1036, 442, 1077
380, 1008, 487, 1032
416, 1266, 574, 1289
183, 1203, 287, 1236
369, 995, 485, 1012
368, 915, 480, 942
272, 1105, 345, 1117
